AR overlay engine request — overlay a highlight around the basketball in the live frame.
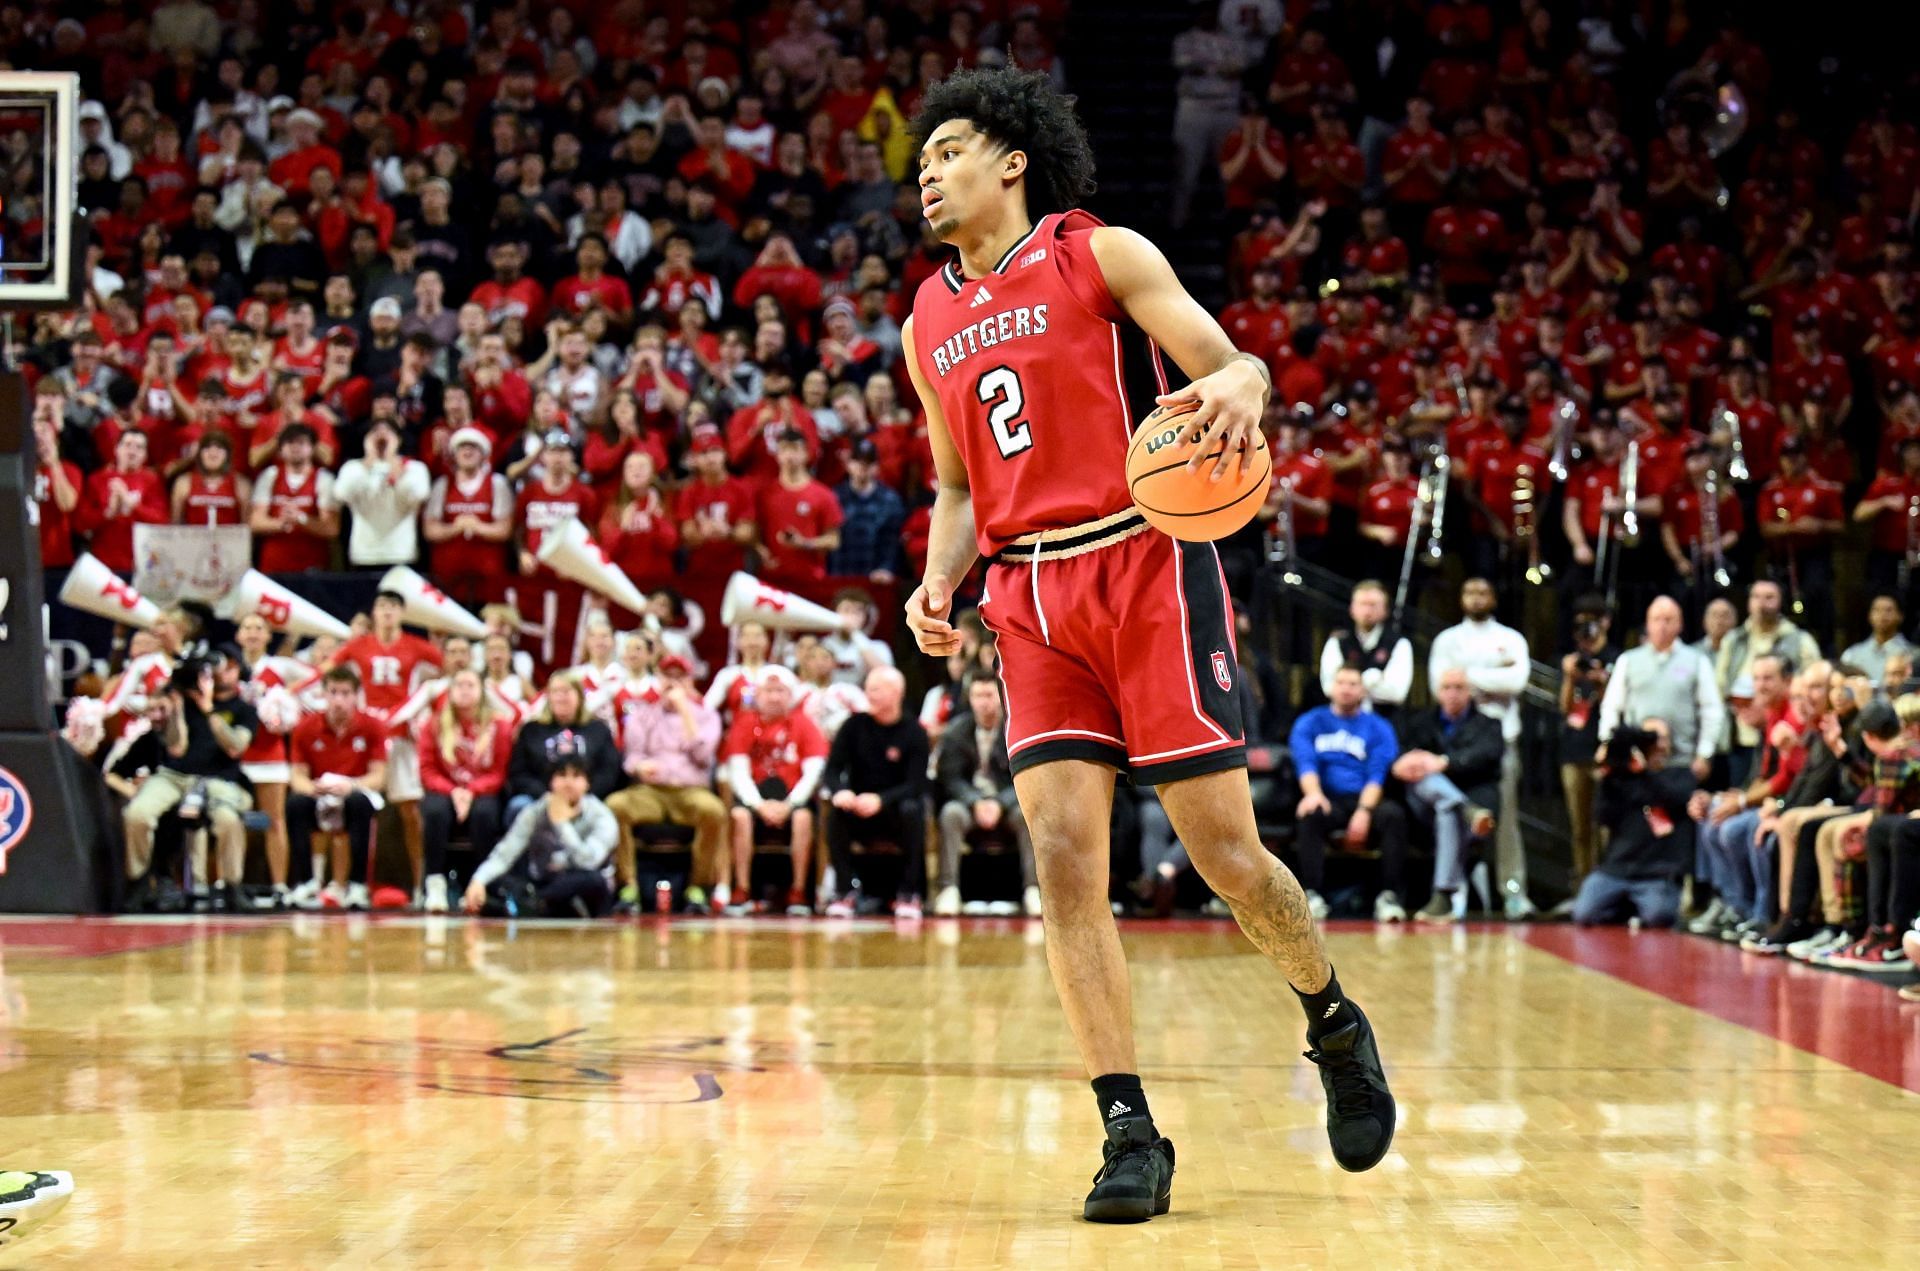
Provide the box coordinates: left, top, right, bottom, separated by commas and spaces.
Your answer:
1125, 401, 1272, 542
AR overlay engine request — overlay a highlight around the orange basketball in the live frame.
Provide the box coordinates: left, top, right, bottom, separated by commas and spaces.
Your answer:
1125, 401, 1272, 542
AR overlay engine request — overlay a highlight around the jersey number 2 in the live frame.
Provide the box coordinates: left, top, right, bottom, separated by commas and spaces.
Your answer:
976, 367, 1033, 458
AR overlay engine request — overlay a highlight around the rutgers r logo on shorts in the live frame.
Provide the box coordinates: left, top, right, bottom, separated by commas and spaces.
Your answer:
0, 765, 33, 875
1211, 650, 1232, 692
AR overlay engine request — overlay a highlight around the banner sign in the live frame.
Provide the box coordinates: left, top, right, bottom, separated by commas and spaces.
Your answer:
133, 525, 252, 607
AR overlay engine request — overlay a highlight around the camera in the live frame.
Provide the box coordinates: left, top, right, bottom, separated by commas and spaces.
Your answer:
1601, 726, 1658, 775
169, 656, 212, 696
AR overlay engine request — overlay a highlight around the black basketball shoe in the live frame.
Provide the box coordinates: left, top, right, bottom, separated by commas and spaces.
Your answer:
1303, 1002, 1396, 1172
1083, 1116, 1174, 1222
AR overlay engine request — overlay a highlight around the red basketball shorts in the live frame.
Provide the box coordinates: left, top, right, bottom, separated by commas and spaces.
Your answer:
979, 509, 1246, 785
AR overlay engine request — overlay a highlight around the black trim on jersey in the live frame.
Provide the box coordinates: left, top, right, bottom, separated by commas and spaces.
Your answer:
1131, 745, 1248, 787
1176, 539, 1247, 743
992, 221, 1046, 274
1009, 736, 1128, 777
984, 509, 1147, 566
941, 260, 964, 294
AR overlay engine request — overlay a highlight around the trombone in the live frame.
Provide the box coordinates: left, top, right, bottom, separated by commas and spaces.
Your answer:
1718, 406, 1751, 482
1597, 440, 1640, 611
1699, 465, 1733, 589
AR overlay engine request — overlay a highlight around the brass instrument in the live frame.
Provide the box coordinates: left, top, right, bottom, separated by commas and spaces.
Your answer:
1268, 475, 1303, 585
1395, 454, 1433, 625
1719, 405, 1750, 482
1513, 461, 1550, 584
1902, 494, 1920, 594
1700, 466, 1732, 589
1548, 397, 1577, 482
1448, 364, 1472, 417
1775, 504, 1806, 616
1597, 440, 1640, 610
1619, 439, 1641, 548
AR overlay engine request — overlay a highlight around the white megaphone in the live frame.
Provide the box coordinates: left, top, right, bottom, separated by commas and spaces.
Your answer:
233, 569, 351, 639
534, 517, 650, 617
718, 571, 847, 632
378, 566, 488, 638
57, 553, 160, 629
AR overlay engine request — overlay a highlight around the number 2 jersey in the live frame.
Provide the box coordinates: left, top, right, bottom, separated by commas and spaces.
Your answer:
910, 210, 1169, 557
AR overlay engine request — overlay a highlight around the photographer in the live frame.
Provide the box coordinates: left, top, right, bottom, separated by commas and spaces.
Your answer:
1559, 594, 1618, 887
1574, 720, 1696, 927
121, 656, 258, 910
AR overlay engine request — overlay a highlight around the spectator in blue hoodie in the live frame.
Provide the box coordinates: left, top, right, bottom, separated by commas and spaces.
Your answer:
1289, 665, 1408, 920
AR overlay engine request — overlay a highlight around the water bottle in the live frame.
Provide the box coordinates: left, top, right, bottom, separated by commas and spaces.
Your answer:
655, 880, 673, 914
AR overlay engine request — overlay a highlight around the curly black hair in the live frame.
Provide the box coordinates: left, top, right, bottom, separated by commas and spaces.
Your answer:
910, 66, 1097, 216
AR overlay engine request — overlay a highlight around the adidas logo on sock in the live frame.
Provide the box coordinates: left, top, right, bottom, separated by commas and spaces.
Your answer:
1106, 1101, 1132, 1118
1323, 1001, 1343, 1019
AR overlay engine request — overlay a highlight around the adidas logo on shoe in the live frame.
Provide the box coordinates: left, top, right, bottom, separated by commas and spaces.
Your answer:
1106, 1101, 1132, 1118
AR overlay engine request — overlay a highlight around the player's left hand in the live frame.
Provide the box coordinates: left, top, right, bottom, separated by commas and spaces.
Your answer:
1159, 357, 1270, 483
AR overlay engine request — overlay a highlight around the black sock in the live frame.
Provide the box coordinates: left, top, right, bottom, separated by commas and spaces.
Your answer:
1295, 968, 1348, 1042
1092, 1073, 1151, 1131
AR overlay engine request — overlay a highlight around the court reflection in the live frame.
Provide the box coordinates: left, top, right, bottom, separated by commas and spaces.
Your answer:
0, 918, 1913, 1266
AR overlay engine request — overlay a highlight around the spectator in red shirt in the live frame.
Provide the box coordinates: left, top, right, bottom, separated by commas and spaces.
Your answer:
677, 115, 758, 210
720, 673, 828, 916
1384, 96, 1454, 231
1296, 107, 1366, 215
287, 664, 390, 910
733, 234, 824, 336
676, 425, 757, 580
641, 233, 723, 322
469, 240, 549, 330
757, 426, 844, 588
1220, 261, 1291, 365
77, 429, 169, 574
597, 449, 680, 596
726, 358, 820, 485
249, 423, 339, 573
417, 668, 515, 910
1219, 103, 1288, 214
1425, 178, 1508, 295
31, 393, 83, 570
1856, 437, 1920, 607
248, 373, 339, 474
1757, 439, 1846, 646
551, 235, 635, 322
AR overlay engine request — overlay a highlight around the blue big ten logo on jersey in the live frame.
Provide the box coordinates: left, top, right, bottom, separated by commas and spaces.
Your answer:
928, 305, 1049, 377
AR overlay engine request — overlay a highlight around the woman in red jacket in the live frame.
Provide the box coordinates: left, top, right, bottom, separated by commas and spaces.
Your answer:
415, 669, 515, 912
596, 449, 680, 599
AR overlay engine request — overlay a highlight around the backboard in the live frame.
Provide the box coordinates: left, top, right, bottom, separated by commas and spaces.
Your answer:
0, 71, 82, 311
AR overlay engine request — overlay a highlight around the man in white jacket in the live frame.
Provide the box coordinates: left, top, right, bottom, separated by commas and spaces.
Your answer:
1429, 577, 1534, 918
332, 417, 431, 566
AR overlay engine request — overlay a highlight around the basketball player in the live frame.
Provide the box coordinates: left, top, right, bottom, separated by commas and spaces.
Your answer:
900, 68, 1395, 1222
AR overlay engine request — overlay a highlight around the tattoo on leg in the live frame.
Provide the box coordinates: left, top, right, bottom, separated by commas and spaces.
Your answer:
1226, 859, 1332, 994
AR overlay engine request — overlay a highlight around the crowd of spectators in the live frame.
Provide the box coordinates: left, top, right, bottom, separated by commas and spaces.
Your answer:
7, 3, 1920, 985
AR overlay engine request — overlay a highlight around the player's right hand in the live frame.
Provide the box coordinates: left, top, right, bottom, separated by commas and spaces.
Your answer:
906, 576, 961, 656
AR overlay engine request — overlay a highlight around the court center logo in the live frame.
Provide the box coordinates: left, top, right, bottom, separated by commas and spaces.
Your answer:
0, 765, 31, 875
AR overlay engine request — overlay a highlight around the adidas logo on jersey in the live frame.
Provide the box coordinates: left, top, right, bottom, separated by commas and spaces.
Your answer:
969, 284, 994, 308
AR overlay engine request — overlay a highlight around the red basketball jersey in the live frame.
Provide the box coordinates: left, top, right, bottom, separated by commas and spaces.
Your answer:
335, 631, 444, 715
178, 473, 244, 526
910, 210, 1168, 556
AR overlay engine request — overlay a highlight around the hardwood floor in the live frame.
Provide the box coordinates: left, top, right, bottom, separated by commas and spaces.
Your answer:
0, 915, 1912, 1268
